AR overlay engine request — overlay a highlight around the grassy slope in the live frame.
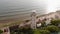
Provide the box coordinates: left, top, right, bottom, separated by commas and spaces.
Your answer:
0, 19, 24, 28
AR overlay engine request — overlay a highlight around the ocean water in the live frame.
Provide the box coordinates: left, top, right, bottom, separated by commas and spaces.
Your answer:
0, 0, 46, 22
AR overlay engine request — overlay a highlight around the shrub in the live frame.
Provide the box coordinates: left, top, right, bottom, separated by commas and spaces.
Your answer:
46, 25, 59, 32
18, 27, 33, 34
39, 30, 50, 34
0, 30, 3, 34
51, 19, 60, 26
33, 29, 40, 34
33, 29, 50, 34
25, 20, 30, 22
41, 21, 46, 27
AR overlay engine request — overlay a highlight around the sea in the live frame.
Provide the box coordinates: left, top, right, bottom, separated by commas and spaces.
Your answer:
0, 0, 46, 23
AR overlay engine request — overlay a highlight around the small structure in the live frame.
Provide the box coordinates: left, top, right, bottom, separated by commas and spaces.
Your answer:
45, 18, 51, 25
37, 23, 41, 27
31, 10, 37, 29
0, 27, 10, 34
58, 24, 60, 27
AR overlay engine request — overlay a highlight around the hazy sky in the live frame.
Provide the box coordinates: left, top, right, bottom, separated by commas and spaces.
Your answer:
46, 0, 60, 13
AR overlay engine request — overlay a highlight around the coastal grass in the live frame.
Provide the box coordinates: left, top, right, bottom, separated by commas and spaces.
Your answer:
0, 19, 23, 28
